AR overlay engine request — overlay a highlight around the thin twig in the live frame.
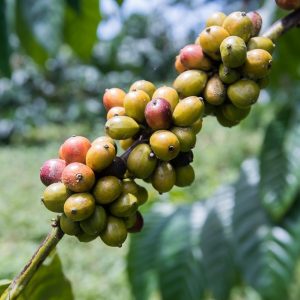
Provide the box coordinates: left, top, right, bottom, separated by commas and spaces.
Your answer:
0, 219, 64, 300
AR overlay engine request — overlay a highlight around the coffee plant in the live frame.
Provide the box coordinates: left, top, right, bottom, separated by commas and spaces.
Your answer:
1, 1, 300, 299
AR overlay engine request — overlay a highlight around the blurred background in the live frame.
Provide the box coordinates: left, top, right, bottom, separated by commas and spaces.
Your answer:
1, 0, 300, 299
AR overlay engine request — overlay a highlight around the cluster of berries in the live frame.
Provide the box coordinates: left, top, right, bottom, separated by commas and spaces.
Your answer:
39, 10, 278, 247
175, 11, 274, 126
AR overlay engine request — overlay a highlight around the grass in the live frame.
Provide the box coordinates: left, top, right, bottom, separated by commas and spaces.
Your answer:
0, 106, 266, 299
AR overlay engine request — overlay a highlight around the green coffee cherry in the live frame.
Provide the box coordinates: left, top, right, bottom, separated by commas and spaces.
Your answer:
109, 193, 138, 217
215, 109, 240, 128
220, 36, 247, 68
203, 75, 226, 106
60, 213, 82, 236
243, 49, 273, 79
93, 176, 122, 204
222, 104, 251, 122
171, 127, 196, 152
175, 165, 195, 187
105, 116, 140, 140
219, 64, 240, 84
222, 11, 253, 42
80, 206, 107, 235
247, 37, 275, 54
127, 144, 157, 179
129, 80, 156, 98
151, 162, 176, 194
227, 79, 260, 109
172, 96, 204, 126
100, 216, 127, 247
42, 182, 72, 213
173, 70, 207, 98
76, 232, 98, 243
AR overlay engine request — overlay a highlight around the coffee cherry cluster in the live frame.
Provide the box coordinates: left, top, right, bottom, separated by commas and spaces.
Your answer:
40, 136, 146, 247
39, 10, 277, 248
175, 10, 275, 127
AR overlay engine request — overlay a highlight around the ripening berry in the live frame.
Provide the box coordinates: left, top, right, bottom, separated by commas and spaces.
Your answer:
92, 136, 117, 150
127, 211, 144, 233
190, 118, 203, 134
152, 86, 179, 112
145, 98, 172, 130
64, 193, 96, 222
40, 158, 66, 186
247, 11, 262, 37
62, 163, 95, 192
171, 127, 196, 152
175, 55, 187, 73
275, 0, 300, 10
150, 130, 180, 161
120, 138, 135, 150
61, 136, 91, 164
103, 88, 126, 111
107, 106, 126, 120
179, 44, 212, 71
129, 80, 156, 98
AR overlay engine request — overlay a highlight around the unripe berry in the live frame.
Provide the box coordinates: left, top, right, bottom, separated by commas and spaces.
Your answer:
173, 70, 208, 98
129, 80, 156, 98
109, 193, 138, 218
243, 49, 273, 79
206, 12, 227, 27
93, 176, 122, 204
219, 64, 240, 84
179, 44, 212, 71
60, 214, 82, 236
203, 75, 226, 106
171, 127, 196, 152
199, 26, 229, 56
227, 79, 260, 109
80, 206, 107, 235
151, 162, 176, 194
103, 88, 126, 111
175, 164, 195, 187
247, 37, 275, 54
64, 193, 96, 222
172, 96, 204, 126
124, 90, 150, 123
120, 138, 135, 150
222, 11, 253, 42
220, 36, 247, 68
222, 104, 251, 122
215, 109, 240, 128
145, 98, 172, 130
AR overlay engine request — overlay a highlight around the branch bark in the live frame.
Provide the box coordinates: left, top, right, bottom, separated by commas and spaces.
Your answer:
0, 219, 64, 300
263, 8, 300, 41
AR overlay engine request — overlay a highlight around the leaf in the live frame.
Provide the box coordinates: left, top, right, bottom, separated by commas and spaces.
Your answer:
0, 279, 11, 296
20, 253, 73, 300
260, 107, 300, 220
127, 204, 176, 300
15, 0, 64, 64
200, 186, 236, 300
156, 205, 205, 300
233, 159, 271, 286
0, 0, 11, 76
65, 0, 80, 13
63, 0, 101, 60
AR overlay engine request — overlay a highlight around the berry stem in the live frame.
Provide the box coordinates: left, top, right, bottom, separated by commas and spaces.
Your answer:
263, 8, 300, 41
0, 219, 64, 300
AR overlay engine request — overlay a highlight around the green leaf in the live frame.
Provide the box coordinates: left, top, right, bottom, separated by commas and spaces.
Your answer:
233, 159, 271, 286
157, 205, 205, 300
127, 205, 176, 300
260, 107, 300, 220
20, 253, 73, 300
200, 186, 236, 300
0, 0, 11, 76
0, 279, 11, 296
63, 0, 101, 60
15, 0, 64, 64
